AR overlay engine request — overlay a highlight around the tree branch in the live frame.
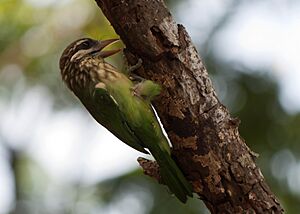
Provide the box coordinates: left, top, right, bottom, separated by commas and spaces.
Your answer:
94, 0, 283, 213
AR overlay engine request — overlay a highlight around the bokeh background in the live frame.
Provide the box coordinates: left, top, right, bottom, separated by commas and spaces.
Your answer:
1, 0, 300, 213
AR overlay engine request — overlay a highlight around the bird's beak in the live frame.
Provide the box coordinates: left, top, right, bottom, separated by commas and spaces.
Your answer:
96, 39, 121, 58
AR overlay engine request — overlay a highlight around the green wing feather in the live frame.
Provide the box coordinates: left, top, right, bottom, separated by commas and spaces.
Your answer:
87, 76, 193, 203
133, 80, 161, 101
91, 86, 148, 154
101, 79, 193, 203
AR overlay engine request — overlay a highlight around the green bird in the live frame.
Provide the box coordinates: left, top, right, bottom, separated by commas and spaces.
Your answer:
59, 38, 193, 202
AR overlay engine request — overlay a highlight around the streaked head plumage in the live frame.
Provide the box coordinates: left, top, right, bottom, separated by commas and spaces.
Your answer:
59, 37, 120, 90
59, 38, 98, 72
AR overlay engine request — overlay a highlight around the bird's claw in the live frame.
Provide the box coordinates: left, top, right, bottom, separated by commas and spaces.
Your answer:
127, 58, 143, 73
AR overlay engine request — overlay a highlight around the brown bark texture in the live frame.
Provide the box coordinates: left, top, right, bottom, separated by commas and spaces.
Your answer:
94, 0, 284, 213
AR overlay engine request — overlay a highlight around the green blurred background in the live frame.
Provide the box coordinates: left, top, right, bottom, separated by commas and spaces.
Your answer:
0, 0, 300, 213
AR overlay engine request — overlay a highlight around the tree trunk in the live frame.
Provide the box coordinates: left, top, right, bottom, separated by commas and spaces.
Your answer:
94, 0, 284, 213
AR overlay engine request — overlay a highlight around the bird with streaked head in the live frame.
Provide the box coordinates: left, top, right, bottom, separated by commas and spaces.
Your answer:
59, 37, 193, 203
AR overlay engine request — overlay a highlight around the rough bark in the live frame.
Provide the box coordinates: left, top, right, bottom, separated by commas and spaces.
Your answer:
94, 0, 284, 213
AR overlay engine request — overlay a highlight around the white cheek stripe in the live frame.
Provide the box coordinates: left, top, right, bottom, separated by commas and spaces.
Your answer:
70, 49, 90, 62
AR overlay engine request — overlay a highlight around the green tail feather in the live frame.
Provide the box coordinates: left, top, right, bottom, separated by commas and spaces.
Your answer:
152, 149, 193, 203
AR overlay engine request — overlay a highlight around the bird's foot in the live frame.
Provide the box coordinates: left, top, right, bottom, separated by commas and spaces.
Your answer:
130, 84, 141, 98
128, 59, 145, 82
127, 58, 143, 73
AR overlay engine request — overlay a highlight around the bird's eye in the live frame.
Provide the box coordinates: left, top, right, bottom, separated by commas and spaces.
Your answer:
83, 41, 89, 46
80, 41, 91, 49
